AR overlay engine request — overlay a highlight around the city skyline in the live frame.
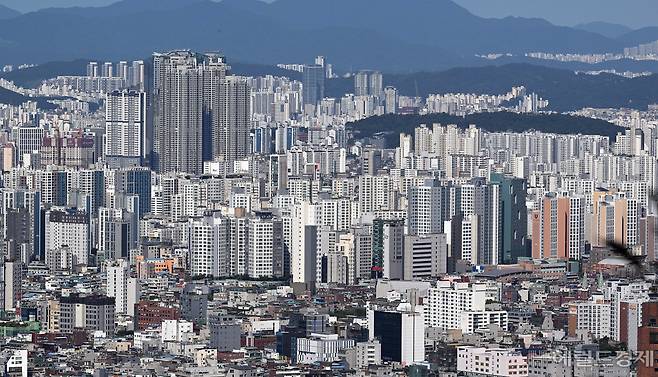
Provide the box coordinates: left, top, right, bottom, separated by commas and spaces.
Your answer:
1, 1, 658, 376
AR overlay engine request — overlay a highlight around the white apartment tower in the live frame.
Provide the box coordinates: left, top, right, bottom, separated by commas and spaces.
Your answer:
247, 212, 284, 278
291, 201, 319, 283
457, 347, 528, 377
426, 281, 501, 330
105, 259, 139, 316
188, 212, 230, 277
105, 90, 147, 166
407, 180, 444, 236
44, 208, 90, 266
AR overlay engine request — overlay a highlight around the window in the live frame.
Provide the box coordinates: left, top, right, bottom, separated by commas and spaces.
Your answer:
650, 331, 658, 344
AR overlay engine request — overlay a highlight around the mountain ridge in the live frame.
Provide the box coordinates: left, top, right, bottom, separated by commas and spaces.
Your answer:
0, 4, 20, 19
575, 21, 633, 38
5, 59, 658, 113
0, 0, 642, 71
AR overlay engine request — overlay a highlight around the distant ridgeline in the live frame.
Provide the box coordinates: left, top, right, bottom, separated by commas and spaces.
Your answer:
0, 86, 58, 110
5, 60, 658, 113
346, 112, 623, 148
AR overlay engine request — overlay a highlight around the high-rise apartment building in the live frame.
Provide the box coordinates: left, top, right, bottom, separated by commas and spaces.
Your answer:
531, 193, 585, 260
117, 61, 129, 82
215, 76, 251, 165
291, 201, 318, 284
247, 211, 284, 278
105, 90, 147, 167
87, 62, 99, 78
105, 259, 139, 316
188, 212, 230, 278
152, 50, 249, 173
130, 60, 145, 89
354, 70, 383, 99
369, 71, 383, 100
152, 51, 232, 175
592, 190, 639, 249
101, 62, 113, 78
152, 51, 204, 174
372, 219, 404, 279
302, 64, 325, 106
229, 215, 248, 277
354, 225, 374, 281
384, 86, 398, 114
408, 180, 444, 236
491, 173, 528, 264
459, 179, 500, 265
359, 175, 393, 213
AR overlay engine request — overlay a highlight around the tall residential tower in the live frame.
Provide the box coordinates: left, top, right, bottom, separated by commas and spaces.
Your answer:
152, 51, 249, 175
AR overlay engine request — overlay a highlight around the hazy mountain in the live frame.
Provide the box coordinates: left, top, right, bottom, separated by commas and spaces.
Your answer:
0, 59, 89, 87
32, 0, 208, 17
0, 0, 112, 13
0, 0, 464, 71
10, 57, 658, 114
0, 86, 57, 109
452, 0, 658, 29
6, 0, 657, 30
325, 63, 658, 111
221, 0, 620, 55
0, 0, 630, 71
492, 56, 658, 74
0, 4, 19, 19
575, 22, 633, 38
616, 27, 658, 47
385, 64, 658, 111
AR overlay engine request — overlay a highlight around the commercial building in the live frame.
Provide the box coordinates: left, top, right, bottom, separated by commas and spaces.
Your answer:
426, 281, 501, 330
372, 219, 404, 279
567, 295, 612, 339
44, 207, 90, 266
491, 173, 528, 264
368, 309, 424, 365
59, 295, 115, 334
403, 234, 448, 280
209, 312, 241, 352
296, 333, 355, 364
457, 346, 527, 377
